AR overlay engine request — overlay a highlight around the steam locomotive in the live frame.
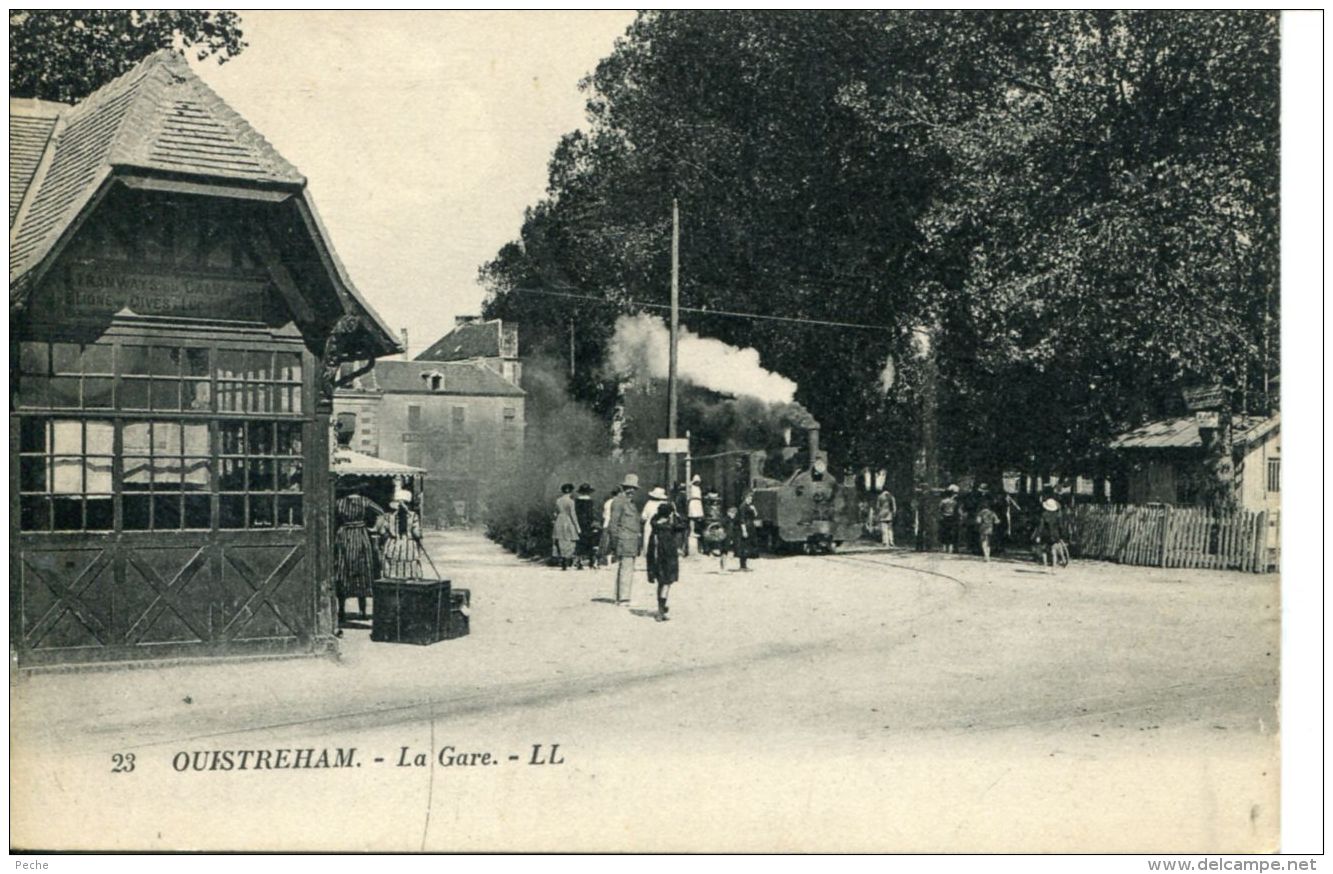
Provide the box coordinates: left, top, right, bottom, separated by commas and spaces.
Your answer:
692, 426, 862, 553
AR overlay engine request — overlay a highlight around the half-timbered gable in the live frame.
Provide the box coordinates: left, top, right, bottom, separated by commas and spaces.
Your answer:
10, 51, 400, 666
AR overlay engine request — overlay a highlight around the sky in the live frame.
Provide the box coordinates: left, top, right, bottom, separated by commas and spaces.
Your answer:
188, 10, 636, 358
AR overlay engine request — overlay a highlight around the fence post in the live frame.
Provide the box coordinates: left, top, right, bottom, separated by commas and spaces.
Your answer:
1159, 506, 1171, 567
1253, 510, 1268, 573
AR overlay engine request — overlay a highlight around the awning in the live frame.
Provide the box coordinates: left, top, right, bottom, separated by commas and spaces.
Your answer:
331, 447, 425, 478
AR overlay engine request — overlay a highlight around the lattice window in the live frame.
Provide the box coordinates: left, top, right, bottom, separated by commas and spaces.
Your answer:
18, 418, 114, 531
1266, 458, 1280, 493
119, 345, 212, 412
215, 349, 303, 414
17, 340, 116, 409
218, 420, 304, 529
15, 339, 307, 533
123, 420, 212, 530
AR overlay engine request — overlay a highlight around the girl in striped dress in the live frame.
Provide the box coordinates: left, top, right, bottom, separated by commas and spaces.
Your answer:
333, 484, 386, 631
379, 487, 425, 580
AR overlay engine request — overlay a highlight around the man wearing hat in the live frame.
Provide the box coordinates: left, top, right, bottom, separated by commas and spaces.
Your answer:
1033, 495, 1065, 571
875, 485, 897, 547
607, 474, 642, 604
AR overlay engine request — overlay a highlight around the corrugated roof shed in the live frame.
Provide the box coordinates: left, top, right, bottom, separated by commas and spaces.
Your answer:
416, 319, 503, 361
1111, 414, 1280, 450
9, 50, 400, 357
359, 360, 524, 397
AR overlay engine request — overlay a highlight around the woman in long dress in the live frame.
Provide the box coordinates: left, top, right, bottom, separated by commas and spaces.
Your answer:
379, 487, 424, 579
333, 480, 386, 632
687, 474, 705, 553
553, 483, 581, 571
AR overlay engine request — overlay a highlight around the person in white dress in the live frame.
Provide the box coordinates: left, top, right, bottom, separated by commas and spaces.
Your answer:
687, 474, 705, 556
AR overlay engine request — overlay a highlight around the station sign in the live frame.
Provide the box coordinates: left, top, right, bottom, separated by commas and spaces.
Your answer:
657, 437, 690, 454
36, 263, 274, 324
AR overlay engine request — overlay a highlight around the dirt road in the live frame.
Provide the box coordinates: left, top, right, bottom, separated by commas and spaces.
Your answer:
10, 530, 1280, 851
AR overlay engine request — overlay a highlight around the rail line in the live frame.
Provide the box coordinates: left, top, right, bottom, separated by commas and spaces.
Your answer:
808, 548, 974, 592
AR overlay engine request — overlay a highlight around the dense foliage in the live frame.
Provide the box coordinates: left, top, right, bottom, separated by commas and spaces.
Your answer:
11, 10, 246, 103
481, 12, 1279, 492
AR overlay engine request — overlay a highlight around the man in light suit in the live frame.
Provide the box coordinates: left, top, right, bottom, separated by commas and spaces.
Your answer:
607, 474, 642, 605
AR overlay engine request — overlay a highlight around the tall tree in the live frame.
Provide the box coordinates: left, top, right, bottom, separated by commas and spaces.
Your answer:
482, 11, 1279, 502
11, 10, 246, 103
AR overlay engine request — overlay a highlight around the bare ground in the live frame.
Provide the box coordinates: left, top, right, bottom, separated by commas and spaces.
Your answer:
10, 530, 1280, 852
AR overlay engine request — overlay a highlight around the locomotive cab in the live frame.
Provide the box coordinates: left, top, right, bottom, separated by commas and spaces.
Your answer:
751, 426, 858, 553
694, 423, 862, 554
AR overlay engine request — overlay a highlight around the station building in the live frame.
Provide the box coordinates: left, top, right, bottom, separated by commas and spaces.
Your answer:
10, 51, 400, 666
334, 356, 525, 527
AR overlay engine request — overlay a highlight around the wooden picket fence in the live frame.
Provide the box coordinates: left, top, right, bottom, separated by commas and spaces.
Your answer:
1072, 504, 1274, 573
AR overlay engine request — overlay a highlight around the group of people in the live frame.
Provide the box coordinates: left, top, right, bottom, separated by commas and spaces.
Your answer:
550, 473, 761, 622
331, 477, 427, 634
933, 483, 1074, 568
864, 481, 1075, 568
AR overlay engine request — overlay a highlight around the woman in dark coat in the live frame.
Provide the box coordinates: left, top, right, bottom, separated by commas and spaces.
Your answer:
646, 503, 683, 621
730, 492, 759, 570
573, 483, 599, 570
332, 480, 386, 632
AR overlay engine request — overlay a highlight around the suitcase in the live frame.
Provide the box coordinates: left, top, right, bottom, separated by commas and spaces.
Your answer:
371, 578, 452, 645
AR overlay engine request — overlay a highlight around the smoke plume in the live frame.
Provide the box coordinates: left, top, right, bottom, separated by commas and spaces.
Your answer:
607, 313, 797, 405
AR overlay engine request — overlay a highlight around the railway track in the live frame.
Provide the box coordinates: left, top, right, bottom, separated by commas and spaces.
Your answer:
801, 546, 974, 592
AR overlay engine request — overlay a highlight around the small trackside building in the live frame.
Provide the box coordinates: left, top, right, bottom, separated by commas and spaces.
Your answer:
10, 51, 401, 666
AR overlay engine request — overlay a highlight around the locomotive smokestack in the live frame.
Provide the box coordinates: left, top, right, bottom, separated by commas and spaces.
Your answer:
808, 426, 820, 467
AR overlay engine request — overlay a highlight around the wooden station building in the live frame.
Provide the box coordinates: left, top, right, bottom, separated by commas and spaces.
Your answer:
10, 51, 401, 666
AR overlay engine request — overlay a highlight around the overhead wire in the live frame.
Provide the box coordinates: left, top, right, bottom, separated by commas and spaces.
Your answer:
502, 285, 896, 331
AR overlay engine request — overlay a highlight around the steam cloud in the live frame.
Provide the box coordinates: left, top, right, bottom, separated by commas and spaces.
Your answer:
607, 313, 797, 405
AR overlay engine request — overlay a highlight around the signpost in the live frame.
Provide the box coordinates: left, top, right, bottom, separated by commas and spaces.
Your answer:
666, 198, 681, 489
657, 437, 689, 455
1182, 384, 1226, 412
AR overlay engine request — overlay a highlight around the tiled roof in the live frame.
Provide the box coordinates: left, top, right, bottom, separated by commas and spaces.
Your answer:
9, 98, 64, 226
352, 360, 524, 398
10, 49, 304, 290
416, 320, 503, 361
8, 51, 400, 358
1111, 414, 1280, 451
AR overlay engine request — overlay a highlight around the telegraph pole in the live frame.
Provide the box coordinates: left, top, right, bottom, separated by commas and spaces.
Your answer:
667, 198, 681, 488
916, 324, 940, 552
